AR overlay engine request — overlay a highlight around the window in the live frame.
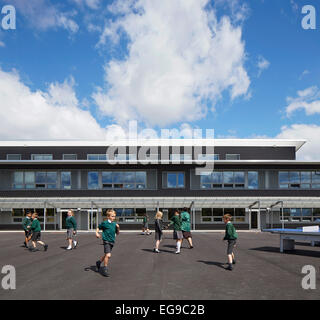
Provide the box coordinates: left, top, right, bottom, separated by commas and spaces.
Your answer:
88, 171, 99, 189
99, 171, 147, 189
226, 154, 240, 160
13, 172, 24, 189
248, 171, 258, 189
200, 171, 246, 189
87, 154, 108, 160
61, 172, 71, 189
170, 154, 192, 161
12, 209, 24, 223
63, 154, 77, 160
302, 208, 312, 221
25, 172, 35, 189
279, 171, 320, 189
111, 208, 146, 223
31, 154, 53, 160
197, 154, 219, 161
201, 208, 245, 223
7, 154, 21, 160
115, 154, 137, 161
167, 172, 185, 188
35, 172, 57, 189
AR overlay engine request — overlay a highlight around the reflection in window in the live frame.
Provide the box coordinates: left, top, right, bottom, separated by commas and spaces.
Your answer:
101, 171, 146, 189
167, 172, 185, 188
61, 172, 71, 189
248, 172, 258, 189
88, 172, 99, 189
31, 154, 53, 160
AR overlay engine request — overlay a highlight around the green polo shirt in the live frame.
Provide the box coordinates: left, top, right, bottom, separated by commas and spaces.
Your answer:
98, 220, 117, 243
31, 219, 41, 232
22, 217, 32, 231
224, 222, 238, 240
180, 211, 191, 232
169, 215, 182, 231
66, 216, 77, 230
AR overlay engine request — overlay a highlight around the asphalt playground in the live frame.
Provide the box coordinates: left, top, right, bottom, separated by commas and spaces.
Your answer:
0, 231, 319, 300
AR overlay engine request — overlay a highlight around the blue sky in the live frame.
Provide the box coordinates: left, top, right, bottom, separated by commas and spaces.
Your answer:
0, 0, 320, 159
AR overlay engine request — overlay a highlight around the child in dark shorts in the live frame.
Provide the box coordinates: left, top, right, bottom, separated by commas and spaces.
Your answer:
29, 213, 48, 252
95, 209, 120, 277
223, 214, 238, 271
166, 209, 183, 254
154, 211, 163, 253
22, 211, 33, 248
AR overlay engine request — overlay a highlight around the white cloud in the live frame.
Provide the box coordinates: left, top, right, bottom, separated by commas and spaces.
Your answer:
257, 55, 270, 77
276, 124, 320, 160
285, 86, 320, 116
94, 0, 250, 127
0, 68, 108, 140
71, 0, 101, 10
0, 41, 5, 48
299, 69, 310, 79
4, 0, 79, 33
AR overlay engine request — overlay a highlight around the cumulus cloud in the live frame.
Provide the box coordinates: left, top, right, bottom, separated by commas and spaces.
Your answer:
285, 86, 320, 116
276, 124, 320, 160
0, 41, 5, 47
93, 0, 250, 127
3, 0, 79, 33
0, 68, 108, 140
71, 0, 101, 10
257, 55, 270, 77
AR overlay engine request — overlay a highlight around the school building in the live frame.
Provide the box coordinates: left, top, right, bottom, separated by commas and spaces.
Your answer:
0, 139, 319, 231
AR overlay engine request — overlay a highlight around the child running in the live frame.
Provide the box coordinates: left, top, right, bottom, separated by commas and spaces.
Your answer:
167, 209, 183, 254
141, 213, 151, 235
66, 209, 78, 250
29, 212, 48, 252
95, 209, 120, 277
153, 211, 163, 253
22, 211, 32, 248
223, 214, 238, 271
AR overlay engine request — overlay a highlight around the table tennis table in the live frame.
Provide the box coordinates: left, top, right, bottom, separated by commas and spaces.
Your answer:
263, 228, 320, 253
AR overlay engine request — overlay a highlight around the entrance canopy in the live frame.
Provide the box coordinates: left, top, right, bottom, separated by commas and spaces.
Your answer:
1, 197, 320, 210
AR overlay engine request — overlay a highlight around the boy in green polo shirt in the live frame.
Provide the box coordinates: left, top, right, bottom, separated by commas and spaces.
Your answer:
167, 209, 183, 254
95, 209, 120, 277
29, 213, 48, 252
223, 214, 238, 271
22, 211, 32, 248
180, 208, 193, 249
66, 210, 78, 250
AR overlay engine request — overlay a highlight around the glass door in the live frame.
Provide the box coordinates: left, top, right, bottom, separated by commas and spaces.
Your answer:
88, 209, 98, 230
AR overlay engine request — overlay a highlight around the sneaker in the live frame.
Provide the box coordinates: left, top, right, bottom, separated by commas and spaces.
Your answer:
44, 244, 48, 252
155, 249, 160, 253
96, 260, 101, 271
175, 250, 180, 254
66, 246, 72, 250
73, 241, 78, 249
226, 264, 233, 271
100, 266, 109, 277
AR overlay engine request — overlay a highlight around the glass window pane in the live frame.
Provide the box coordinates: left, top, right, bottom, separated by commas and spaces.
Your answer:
290, 208, 301, 217
177, 173, 184, 187
63, 154, 77, 160
312, 172, 320, 184
234, 172, 245, 183
25, 172, 35, 184
35, 172, 46, 183
235, 208, 245, 216
88, 172, 99, 189
223, 172, 234, 184
290, 172, 300, 184
102, 172, 112, 183
302, 208, 312, 216
32, 154, 53, 160
14, 172, 23, 184
279, 172, 289, 184
136, 172, 146, 183
167, 173, 177, 188
7, 154, 21, 160
212, 172, 223, 183
47, 172, 57, 183
201, 208, 212, 216
226, 154, 240, 160
61, 172, 71, 189
113, 172, 123, 183
125, 172, 136, 183
248, 171, 258, 189
212, 208, 223, 216
200, 173, 212, 184
313, 208, 320, 217
224, 208, 234, 215
301, 172, 311, 183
